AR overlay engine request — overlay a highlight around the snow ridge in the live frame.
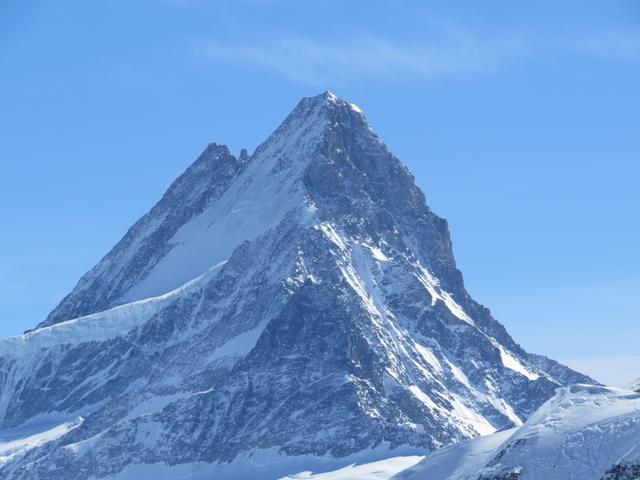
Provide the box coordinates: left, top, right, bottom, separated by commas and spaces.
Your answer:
396, 385, 640, 480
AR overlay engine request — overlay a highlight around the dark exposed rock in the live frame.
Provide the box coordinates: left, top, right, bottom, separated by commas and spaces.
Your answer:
602, 464, 640, 480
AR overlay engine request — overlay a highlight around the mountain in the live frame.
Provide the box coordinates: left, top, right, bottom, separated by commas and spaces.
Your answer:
0, 92, 592, 479
394, 384, 640, 480
627, 378, 640, 393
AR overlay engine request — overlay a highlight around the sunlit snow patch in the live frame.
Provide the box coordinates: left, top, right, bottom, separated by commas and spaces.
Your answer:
281, 455, 423, 479
0, 261, 227, 358
495, 344, 539, 381
0, 416, 83, 465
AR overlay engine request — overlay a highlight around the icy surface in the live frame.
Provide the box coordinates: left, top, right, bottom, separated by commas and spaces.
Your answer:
396, 385, 640, 480
282, 455, 423, 480
496, 344, 540, 381
394, 428, 515, 480
0, 272, 207, 358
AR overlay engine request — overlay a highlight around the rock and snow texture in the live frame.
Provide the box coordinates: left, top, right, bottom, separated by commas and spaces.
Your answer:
394, 384, 640, 480
0, 92, 593, 479
627, 378, 640, 393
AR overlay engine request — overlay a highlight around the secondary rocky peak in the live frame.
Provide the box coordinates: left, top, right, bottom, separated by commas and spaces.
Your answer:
167, 142, 239, 191
239, 147, 250, 163
40, 141, 245, 327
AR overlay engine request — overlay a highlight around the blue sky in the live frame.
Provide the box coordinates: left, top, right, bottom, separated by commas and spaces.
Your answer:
1, 0, 638, 386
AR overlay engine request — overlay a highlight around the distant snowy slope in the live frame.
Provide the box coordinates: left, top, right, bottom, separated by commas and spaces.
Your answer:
395, 384, 640, 480
627, 378, 640, 392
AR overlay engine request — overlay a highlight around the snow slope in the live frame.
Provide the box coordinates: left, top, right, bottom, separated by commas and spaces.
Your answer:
0, 416, 83, 465
91, 449, 424, 480
395, 384, 640, 480
281, 456, 424, 480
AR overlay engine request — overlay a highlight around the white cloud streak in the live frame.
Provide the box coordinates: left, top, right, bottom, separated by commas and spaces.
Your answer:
195, 29, 640, 85
197, 33, 505, 85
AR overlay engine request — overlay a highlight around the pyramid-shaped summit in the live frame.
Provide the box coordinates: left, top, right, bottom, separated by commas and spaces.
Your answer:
41, 90, 375, 326
0, 93, 592, 479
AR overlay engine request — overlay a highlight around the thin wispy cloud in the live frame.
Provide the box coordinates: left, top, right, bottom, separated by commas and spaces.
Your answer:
196, 33, 507, 85
195, 28, 640, 85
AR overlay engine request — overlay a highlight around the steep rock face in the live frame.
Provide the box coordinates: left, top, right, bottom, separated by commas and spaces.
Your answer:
0, 93, 592, 479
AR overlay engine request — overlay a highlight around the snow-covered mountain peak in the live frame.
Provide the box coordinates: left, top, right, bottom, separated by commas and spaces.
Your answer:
0, 94, 596, 480
303, 90, 362, 113
320, 90, 366, 115
254, 91, 372, 161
